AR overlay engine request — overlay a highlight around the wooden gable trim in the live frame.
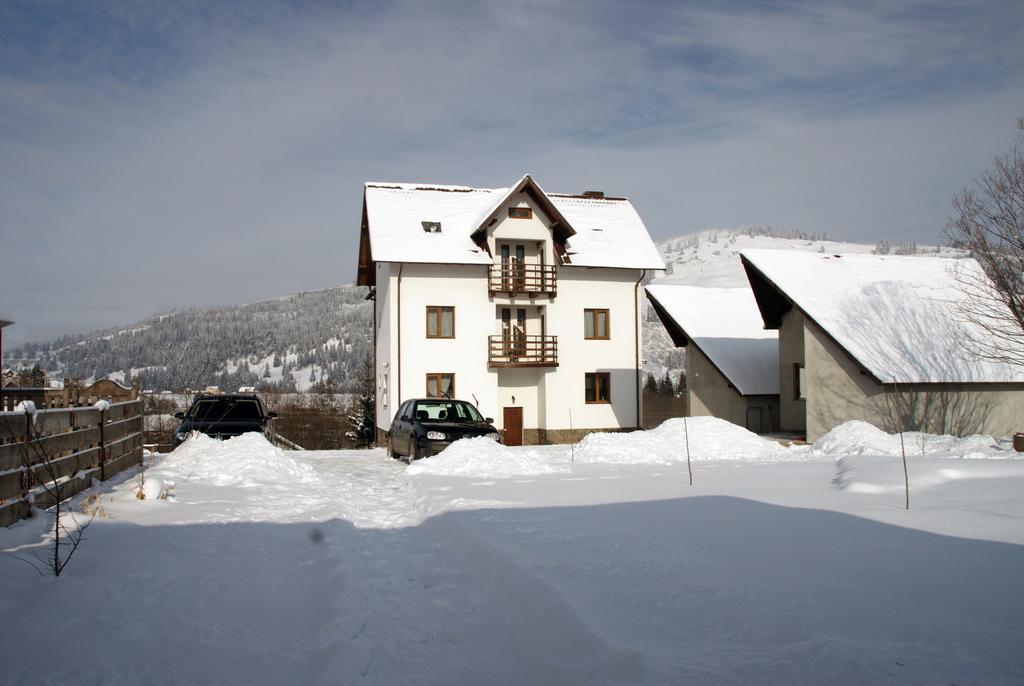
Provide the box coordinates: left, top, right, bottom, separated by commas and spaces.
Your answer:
741, 255, 883, 385
356, 192, 375, 287
644, 290, 690, 348
470, 175, 577, 265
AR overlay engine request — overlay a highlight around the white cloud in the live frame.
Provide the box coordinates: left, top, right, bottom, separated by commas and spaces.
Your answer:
1, 0, 1023, 346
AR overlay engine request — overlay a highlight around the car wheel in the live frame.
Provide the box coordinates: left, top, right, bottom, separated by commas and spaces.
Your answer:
407, 441, 418, 464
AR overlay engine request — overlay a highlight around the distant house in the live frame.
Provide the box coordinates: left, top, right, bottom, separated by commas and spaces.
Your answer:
741, 250, 1024, 441
357, 174, 665, 445
646, 285, 779, 433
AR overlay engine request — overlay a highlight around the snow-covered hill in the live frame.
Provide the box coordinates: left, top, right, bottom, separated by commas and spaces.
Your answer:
4, 286, 373, 393
4, 228, 951, 392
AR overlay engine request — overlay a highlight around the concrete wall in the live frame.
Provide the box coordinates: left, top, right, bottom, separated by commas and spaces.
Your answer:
686, 344, 779, 433
804, 318, 1024, 441
778, 308, 806, 432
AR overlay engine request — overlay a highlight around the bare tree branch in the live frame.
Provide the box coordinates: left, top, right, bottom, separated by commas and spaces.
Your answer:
945, 116, 1024, 369
1, 410, 94, 576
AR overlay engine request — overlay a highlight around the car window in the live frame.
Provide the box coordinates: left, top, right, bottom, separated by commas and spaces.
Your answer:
411, 400, 483, 422
189, 398, 263, 420
399, 401, 414, 420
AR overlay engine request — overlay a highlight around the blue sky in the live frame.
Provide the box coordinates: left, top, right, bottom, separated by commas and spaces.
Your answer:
2, 0, 1023, 347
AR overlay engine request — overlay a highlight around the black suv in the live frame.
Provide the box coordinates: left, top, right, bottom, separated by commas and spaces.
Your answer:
388, 398, 500, 462
172, 393, 278, 447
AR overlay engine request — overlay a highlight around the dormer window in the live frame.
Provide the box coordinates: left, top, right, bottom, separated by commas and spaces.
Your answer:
422, 221, 442, 233
508, 207, 532, 219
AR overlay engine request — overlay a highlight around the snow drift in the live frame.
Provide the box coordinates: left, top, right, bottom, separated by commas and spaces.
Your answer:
573, 417, 802, 465
833, 454, 1024, 494
407, 417, 808, 478
406, 437, 567, 477
160, 432, 317, 487
812, 420, 1011, 459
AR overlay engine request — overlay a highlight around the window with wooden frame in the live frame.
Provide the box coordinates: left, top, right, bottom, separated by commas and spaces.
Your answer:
584, 309, 610, 340
426, 306, 455, 339
426, 373, 455, 399
794, 363, 806, 401
508, 206, 533, 219
585, 372, 611, 404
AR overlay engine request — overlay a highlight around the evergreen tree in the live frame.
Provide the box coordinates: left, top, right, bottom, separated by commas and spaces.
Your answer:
658, 371, 674, 396
344, 352, 375, 448
644, 373, 658, 393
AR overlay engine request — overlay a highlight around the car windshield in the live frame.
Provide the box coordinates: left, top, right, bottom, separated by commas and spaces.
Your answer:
413, 400, 484, 422
188, 398, 263, 421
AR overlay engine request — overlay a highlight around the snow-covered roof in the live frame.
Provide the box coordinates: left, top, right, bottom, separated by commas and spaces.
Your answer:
359, 175, 664, 280
551, 194, 664, 269
362, 183, 497, 267
740, 250, 1024, 384
645, 285, 779, 396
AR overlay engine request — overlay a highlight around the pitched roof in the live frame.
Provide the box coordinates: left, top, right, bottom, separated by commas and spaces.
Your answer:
740, 249, 1024, 384
357, 175, 664, 284
646, 285, 779, 396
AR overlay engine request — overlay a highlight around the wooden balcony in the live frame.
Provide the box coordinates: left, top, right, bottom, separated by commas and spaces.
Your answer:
488, 334, 558, 368
488, 264, 557, 298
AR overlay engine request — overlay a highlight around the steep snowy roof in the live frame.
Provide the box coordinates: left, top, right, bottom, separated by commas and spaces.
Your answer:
363, 183, 498, 267
740, 250, 1024, 384
646, 285, 779, 396
551, 194, 664, 269
359, 176, 664, 278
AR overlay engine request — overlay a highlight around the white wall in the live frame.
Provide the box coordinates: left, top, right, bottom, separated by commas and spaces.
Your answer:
374, 262, 394, 430
374, 189, 645, 438
546, 266, 642, 430
390, 262, 500, 422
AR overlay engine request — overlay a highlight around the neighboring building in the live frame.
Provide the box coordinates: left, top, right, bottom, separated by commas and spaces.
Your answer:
357, 174, 665, 445
741, 250, 1024, 441
645, 285, 779, 433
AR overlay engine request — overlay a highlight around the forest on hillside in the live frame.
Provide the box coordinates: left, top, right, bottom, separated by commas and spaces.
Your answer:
5, 287, 374, 393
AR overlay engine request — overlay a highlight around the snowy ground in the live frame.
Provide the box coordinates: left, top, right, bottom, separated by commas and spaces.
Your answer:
2, 421, 1024, 685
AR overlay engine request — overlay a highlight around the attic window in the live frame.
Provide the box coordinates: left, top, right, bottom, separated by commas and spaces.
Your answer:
508, 207, 532, 219
422, 221, 442, 233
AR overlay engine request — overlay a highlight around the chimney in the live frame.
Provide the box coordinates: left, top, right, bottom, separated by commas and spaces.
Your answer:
582, 191, 604, 199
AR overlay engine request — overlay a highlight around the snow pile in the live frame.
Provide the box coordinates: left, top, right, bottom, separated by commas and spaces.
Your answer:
159, 433, 317, 487
93, 399, 110, 412
574, 417, 800, 464
813, 420, 1011, 459
406, 437, 567, 477
138, 475, 173, 500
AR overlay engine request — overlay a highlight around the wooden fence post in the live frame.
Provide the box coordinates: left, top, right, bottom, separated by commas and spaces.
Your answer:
19, 408, 35, 496
98, 407, 107, 482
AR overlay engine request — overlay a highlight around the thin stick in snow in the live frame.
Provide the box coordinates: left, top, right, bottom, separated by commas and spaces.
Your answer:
683, 416, 693, 486
569, 409, 574, 463
886, 376, 910, 510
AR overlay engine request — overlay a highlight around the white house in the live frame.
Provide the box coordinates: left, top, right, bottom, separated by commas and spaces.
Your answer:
741, 249, 1024, 441
645, 285, 780, 432
357, 174, 665, 445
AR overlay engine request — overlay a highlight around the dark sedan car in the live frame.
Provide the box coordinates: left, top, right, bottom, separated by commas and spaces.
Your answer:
172, 393, 278, 447
388, 398, 501, 462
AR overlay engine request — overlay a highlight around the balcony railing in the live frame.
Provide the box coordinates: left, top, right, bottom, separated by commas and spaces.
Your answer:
488, 263, 557, 297
488, 334, 558, 368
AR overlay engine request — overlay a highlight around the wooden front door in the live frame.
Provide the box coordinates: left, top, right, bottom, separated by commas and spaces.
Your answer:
503, 407, 523, 446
